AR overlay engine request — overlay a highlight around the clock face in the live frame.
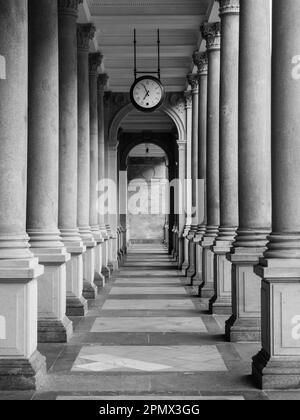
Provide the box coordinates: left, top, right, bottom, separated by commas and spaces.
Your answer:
130, 76, 165, 112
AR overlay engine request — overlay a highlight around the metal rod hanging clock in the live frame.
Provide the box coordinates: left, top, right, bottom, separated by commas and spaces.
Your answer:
130, 29, 165, 113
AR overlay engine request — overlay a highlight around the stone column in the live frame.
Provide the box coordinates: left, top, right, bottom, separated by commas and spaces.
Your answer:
77, 24, 97, 300
210, 0, 240, 315
58, 0, 87, 317
192, 52, 208, 287
27, 0, 72, 343
0, 0, 46, 390
97, 74, 111, 281
226, 0, 271, 342
200, 22, 221, 301
252, 0, 300, 389
182, 92, 193, 275
186, 74, 199, 279
177, 140, 187, 269
89, 53, 106, 289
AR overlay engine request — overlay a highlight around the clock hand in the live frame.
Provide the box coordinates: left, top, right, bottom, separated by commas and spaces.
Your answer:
143, 91, 150, 100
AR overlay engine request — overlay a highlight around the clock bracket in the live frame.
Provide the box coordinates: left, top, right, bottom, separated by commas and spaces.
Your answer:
134, 29, 161, 81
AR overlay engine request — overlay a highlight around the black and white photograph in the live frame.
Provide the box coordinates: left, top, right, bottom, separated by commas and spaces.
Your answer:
0, 0, 299, 405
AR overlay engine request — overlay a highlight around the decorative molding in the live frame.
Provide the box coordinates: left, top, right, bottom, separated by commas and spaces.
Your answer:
201, 22, 221, 51
77, 23, 96, 52
193, 51, 208, 76
58, 0, 83, 16
89, 52, 103, 75
97, 73, 109, 92
218, 0, 240, 16
187, 73, 199, 91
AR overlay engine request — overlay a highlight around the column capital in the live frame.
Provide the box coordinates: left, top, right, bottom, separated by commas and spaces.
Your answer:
193, 51, 208, 75
98, 73, 109, 93
187, 73, 199, 92
58, 0, 83, 17
89, 52, 103, 76
218, 0, 240, 16
201, 22, 221, 51
77, 23, 96, 52
184, 90, 192, 109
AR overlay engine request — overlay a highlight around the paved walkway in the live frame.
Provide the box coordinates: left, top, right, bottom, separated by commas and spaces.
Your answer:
1, 244, 300, 400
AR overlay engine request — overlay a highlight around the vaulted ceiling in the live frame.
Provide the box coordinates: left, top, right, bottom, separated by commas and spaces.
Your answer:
78, 0, 218, 93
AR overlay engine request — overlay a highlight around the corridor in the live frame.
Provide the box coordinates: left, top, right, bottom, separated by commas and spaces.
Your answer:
1, 245, 291, 400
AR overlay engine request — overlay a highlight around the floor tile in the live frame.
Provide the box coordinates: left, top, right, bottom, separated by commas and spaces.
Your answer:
101, 299, 196, 311
71, 345, 228, 373
109, 287, 187, 295
91, 317, 207, 333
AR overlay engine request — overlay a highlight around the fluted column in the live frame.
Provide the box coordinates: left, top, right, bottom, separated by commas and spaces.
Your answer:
192, 52, 208, 287
27, 0, 72, 343
252, 0, 300, 389
58, 0, 87, 317
89, 53, 106, 288
181, 92, 193, 275
226, 0, 271, 342
77, 24, 97, 300
200, 22, 221, 301
0, 0, 46, 390
186, 74, 199, 279
97, 74, 111, 280
210, 0, 240, 314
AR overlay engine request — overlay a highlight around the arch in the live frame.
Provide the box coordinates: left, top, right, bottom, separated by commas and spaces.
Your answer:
108, 101, 185, 147
119, 133, 176, 172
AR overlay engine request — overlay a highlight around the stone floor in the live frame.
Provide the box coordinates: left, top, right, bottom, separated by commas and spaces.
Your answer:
1, 244, 300, 400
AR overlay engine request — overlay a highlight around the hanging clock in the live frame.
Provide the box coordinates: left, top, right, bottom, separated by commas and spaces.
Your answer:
130, 75, 165, 113
130, 30, 165, 113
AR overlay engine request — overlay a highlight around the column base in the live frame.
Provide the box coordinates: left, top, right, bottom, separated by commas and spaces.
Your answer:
38, 316, 73, 343
66, 294, 88, 317
225, 315, 261, 342
199, 283, 215, 299
0, 351, 46, 391
252, 349, 300, 390
94, 271, 106, 288
209, 296, 232, 315
201, 235, 216, 296
102, 265, 111, 280
83, 281, 97, 300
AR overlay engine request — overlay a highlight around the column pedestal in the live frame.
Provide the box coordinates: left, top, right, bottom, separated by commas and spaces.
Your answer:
30, 241, 73, 343
65, 241, 88, 317
0, 260, 46, 390
252, 259, 300, 389
210, 240, 232, 315
226, 243, 263, 342
186, 229, 197, 278
200, 234, 216, 299
82, 242, 97, 300
181, 225, 191, 275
